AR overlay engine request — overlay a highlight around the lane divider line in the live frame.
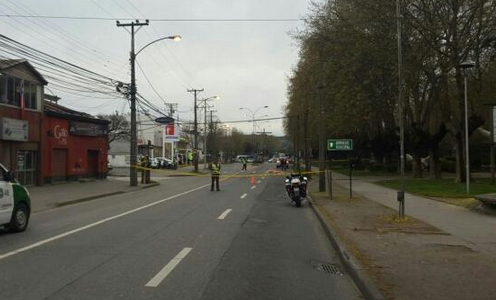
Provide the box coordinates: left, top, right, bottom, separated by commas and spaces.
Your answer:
145, 247, 193, 287
257, 180, 261, 184
0, 183, 212, 261
217, 209, 232, 220
251, 185, 257, 190
240, 193, 247, 199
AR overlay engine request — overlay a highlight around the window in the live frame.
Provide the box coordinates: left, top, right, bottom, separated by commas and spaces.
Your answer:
0, 76, 7, 103
7, 76, 15, 105
24, 81, 38, 109
0, 76, 38, 109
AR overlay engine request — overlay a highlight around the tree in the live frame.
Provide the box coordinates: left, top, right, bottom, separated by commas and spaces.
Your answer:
97, 111, 130, 143
286, 0, 496, 182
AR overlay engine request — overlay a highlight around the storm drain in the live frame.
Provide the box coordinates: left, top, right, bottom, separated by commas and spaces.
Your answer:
311, 260, 343, 275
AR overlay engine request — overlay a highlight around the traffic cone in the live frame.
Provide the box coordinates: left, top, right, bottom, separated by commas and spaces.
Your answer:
251, 176, 255, 185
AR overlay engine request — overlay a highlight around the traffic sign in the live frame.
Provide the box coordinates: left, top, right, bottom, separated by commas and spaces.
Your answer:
327, 139, 353, 151
155, 116, 175, 124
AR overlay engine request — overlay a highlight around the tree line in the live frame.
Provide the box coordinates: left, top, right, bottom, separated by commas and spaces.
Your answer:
286, 0, 496, 181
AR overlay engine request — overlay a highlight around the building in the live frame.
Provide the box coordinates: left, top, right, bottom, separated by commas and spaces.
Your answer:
108, 113, 164, 166
43, 100, 110, 183
0, 59, 47, 186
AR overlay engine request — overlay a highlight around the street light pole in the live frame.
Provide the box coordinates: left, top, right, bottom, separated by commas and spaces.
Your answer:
117, 20, 180, 186
464, 75, 470, 194
460, 60, 475, 194
117, 20, 149, 187
318, 85, 326, 192
396, 0, 406, 217
240, 106, 268, 157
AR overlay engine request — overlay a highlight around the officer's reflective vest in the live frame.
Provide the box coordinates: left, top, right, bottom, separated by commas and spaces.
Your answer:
211, 163, 220, 175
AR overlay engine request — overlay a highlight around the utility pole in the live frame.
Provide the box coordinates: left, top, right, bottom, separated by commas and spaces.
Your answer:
397, 0, 406, 217
187, 88, 203, 172
117, 19, 149, 187
204, 103, 208, 169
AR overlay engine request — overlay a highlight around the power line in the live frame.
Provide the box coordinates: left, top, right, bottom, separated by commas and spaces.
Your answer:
0, 14, 303, 22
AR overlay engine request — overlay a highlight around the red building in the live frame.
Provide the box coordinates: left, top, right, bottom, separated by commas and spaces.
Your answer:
0, 59, 47, 186
43, 101, 110, 183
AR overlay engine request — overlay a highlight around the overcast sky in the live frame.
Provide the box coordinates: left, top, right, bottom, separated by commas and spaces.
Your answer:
0, 0, 313, 136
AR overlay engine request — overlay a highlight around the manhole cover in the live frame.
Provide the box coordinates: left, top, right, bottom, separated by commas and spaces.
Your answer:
311, 260, 343, 275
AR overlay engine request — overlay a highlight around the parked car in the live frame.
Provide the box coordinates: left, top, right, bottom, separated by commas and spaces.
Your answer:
0, 163, 31, 232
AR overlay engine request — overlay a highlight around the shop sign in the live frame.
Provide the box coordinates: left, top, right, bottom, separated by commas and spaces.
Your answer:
69, 121, 108, 137
164, 124, 180, 142
0, 117, 28, 142
54, 124, 68, 145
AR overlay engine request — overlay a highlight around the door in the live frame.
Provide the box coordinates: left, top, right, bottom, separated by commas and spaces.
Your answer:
16, 151, 37, 186
0, 168, 14, 226
51, 149, 67, 182
87, 150, 99, 178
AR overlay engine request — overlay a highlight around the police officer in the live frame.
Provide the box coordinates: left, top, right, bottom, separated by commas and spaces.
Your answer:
241, 157, 247, 171
210, 157, 221, 191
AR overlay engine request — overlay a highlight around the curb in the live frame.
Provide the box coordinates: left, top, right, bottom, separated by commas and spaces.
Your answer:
53, 182, 160, 208
307, 194, 385, 300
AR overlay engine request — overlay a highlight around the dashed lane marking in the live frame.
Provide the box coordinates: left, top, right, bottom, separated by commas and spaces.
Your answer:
145, 247, 193, 287
251, 185, 257, 190
240, 193, 248, 199
217, 209, 232, 220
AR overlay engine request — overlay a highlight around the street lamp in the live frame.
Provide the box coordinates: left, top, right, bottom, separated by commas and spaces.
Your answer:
199, 96, 220, 168
460, 60, 475, 194
117, 18, 180, 186
240, 106, 269, 157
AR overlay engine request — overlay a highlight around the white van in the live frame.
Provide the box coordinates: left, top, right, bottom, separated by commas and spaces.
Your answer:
0, 163, 31, 232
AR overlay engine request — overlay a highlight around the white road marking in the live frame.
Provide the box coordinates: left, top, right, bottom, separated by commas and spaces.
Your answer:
0, 183, 211, 261
257, 180, 261, 184
261, 177, 265, 180
145, 247, 193, 287
217, 209, 232, 220
240, 193, 247, 199
251, 185, 257, 189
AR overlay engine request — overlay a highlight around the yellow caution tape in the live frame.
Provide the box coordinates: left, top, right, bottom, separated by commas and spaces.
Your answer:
131, 165, 323, 178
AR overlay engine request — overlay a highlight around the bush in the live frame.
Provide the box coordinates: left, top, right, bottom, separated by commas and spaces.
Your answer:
440, 159, 456, 173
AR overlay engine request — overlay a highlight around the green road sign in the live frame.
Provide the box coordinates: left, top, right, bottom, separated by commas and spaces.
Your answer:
327, 139, 353, 151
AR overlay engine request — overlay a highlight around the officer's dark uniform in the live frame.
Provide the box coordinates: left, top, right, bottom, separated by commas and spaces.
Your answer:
210, 161, 221, 191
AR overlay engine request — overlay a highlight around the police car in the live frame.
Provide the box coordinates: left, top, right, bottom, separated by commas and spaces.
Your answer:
0, 163, 31, 232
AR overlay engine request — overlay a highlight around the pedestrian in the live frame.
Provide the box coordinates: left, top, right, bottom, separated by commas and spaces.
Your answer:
281, 157, 287, 171
209, 157, 221, 191
241, 157, 247, 171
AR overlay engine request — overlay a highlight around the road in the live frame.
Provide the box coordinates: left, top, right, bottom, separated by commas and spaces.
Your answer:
0, 164, 363, 300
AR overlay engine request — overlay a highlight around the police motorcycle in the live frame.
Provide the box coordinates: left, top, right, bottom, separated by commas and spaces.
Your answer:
285, 173, 308, 207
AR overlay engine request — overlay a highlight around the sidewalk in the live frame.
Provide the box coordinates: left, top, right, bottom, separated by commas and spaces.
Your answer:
309, 180, 496, 300
332, 172, 496, 254
29, 178, 158, 213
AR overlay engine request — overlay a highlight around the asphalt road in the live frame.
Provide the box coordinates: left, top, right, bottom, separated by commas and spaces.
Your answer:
0, 163, 363, 300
